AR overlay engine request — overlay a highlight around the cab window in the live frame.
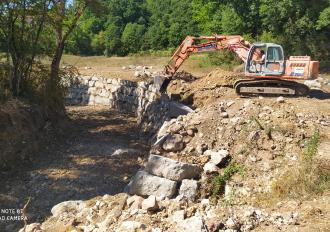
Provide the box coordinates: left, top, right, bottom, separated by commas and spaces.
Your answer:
267, 47, 283, 61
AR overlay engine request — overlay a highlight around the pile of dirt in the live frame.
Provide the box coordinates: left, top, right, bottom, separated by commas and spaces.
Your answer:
167, 68, 241, 108
195, 68, 242, 87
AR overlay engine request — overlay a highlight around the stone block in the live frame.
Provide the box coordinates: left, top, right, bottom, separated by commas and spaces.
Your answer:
125, 171, 177, 198
145, 155, 201, 181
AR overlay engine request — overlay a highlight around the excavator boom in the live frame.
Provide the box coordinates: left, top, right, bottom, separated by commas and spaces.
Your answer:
164, 35, 251, 76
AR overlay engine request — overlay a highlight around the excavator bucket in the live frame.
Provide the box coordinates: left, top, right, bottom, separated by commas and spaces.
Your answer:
153, 75, 171, 93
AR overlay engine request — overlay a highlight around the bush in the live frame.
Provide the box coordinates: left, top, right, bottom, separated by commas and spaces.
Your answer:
199, 50, 242, 70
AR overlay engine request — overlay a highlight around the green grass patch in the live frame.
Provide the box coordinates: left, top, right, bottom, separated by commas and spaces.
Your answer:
303, 129, 320, 160
211, 163, 244, 199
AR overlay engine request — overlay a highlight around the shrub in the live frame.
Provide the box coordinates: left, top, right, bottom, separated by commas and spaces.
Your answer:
199, 50, 242, 70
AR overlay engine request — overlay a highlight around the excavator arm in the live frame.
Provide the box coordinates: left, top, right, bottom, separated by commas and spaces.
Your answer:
164, 35, 252, 76
157, 34, 317, 96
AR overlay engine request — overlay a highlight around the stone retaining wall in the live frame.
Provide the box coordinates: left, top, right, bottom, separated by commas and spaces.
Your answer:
65, 76, 159, 119
66, 75, 193, 143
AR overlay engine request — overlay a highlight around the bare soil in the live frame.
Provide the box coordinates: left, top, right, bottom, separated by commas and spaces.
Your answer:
0, 106, 149, 232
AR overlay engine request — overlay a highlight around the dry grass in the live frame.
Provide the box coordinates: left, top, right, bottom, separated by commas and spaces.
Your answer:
258, 130, 330, 206
58, 54, 217, 79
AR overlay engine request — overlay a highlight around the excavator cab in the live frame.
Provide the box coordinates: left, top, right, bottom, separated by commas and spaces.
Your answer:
246, 43, 285, 76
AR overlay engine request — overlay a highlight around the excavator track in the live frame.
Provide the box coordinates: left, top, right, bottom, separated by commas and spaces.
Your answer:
234, 79, 310, 96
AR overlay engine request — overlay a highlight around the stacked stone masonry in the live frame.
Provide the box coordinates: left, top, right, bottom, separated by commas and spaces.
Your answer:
65, 76, 160, 120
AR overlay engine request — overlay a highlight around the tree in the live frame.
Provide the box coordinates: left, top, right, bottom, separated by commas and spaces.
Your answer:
121, 23, 146, 54
317, 6, 330, 29
0, 0, 49, 96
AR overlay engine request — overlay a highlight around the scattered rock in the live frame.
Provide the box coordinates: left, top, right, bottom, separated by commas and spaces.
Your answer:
111, 148, 139, 157
225, 217, 240, 230
116, 221, 147, 232
276, 96, 285, 103
170, 210, 185, 223
141, 195, 159, 211
179, 215, 205, 232
179, 179, 199, 201
162, 134, 184, 152
170, 123, 184, 133
203, 162, 220, 174
304, 80, 321, 89
221, 112, 229, 118
168, 101, 194, 118
315, 141, 330, 170
18, 223, 43, 232
127, 195, 144, 210
204, 149, 229, 166
196, 143, 208, 155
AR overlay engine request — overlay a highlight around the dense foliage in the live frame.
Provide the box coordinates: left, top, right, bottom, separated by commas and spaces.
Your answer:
65, 0, 330, 63
0, 0, 100, 107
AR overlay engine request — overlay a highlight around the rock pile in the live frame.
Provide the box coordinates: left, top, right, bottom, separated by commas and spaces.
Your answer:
126, 154, 201, 199
122, 65, 156, 78
20, 192, 304, 232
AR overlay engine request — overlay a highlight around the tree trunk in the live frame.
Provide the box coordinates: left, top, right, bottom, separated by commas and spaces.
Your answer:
46, 41, 66, 116
50, 41, 64, 84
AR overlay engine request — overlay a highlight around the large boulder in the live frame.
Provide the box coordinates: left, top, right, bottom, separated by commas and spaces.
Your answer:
125, 171, 177, 198
51, 200, 86, 217
145, 155, 202, 181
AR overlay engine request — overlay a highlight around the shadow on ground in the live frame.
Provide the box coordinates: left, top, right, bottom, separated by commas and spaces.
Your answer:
308, 89, 330, 100
0, 106, 149, 231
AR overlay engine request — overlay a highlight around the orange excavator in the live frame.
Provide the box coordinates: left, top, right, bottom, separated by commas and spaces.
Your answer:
157, 35, 319, 96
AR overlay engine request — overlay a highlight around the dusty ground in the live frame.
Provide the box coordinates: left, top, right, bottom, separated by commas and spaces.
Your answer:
0, 106, 149, 232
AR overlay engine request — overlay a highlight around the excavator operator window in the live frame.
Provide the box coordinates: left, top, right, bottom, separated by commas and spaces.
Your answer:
267, 47, 283, 62
265, 46, 284, 74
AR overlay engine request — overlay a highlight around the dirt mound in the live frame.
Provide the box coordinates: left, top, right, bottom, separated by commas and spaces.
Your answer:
167, 68, 240, 108
193, 68, 241, 88
173, 71, 197, 82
